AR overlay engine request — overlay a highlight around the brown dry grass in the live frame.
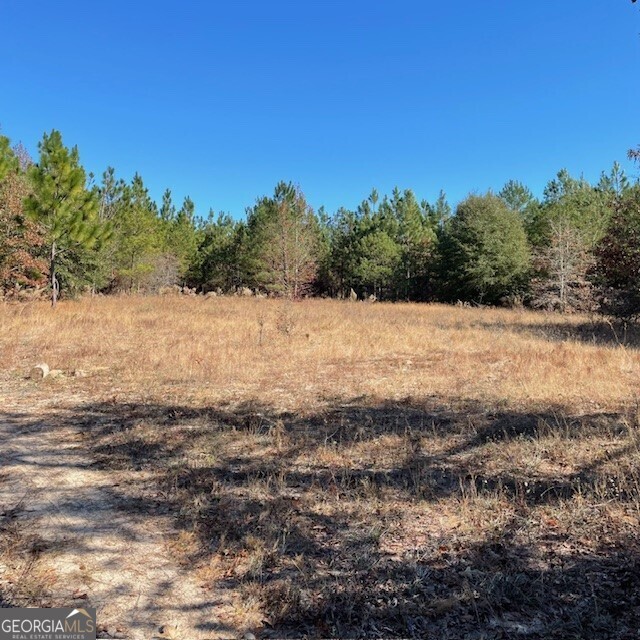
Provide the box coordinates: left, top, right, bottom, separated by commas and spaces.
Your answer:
2, 295, 639, 410
2, 295, 640, 638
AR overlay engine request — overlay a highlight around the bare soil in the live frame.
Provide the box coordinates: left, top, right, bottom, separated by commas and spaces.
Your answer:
0, 380, 235, 639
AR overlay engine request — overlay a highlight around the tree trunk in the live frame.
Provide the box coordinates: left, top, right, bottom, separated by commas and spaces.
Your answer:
51, 241, 58, 308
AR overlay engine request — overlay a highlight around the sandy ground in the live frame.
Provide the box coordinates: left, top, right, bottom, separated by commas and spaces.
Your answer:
0, 382, 236, 639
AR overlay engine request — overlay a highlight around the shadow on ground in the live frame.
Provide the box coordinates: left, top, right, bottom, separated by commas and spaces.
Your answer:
477, 317, 640, 349
2, 397, 640, 638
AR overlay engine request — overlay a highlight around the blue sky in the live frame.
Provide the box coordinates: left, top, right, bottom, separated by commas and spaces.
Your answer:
2, 1, 639, 217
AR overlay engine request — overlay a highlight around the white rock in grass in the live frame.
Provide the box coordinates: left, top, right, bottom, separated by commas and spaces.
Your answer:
30, 363, 50, 379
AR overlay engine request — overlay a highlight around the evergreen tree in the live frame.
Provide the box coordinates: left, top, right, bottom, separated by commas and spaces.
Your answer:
111, 174, 162, 291
424, 190, 451, 230
595, 186, 640, 317
24, 130, 108, 306
97, 167, 126, 221
387, 188, 437, 299
191, 211, 241, 291
499, 180, 536, 215
313, 205, 335, 296
325, 207, 362, 297
159, 188, 176, 223
597, 162, 630, 197
168, 196, 199, 282
439, 193, 531, 304
0, 135, 18, 182
245, 182, 320, 297
517, 170, 615, 311
88, 167, 126, 291
498, 180, 541, 242
355, 229, 402, 299
528, 170, 613, 250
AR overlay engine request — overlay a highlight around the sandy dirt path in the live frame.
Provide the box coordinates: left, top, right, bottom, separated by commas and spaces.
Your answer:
0, 384, 236, 639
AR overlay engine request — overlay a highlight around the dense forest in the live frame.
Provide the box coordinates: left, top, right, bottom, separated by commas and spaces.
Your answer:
1, 128, 640, 315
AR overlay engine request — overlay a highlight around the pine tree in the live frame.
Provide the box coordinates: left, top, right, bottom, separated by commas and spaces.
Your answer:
97, 167, 126, 221
326, 207, 362, 297
168, 196, 199, 282
537, 170, 612, 248
355, 229, 401, 299
597, 162, 630, 197
424, 190, 451, 230
0, 135, 18, 182
595, 186, 640, 317
191, 211, 241, 291
159, 188, 176, 223
24, 130, 109, 306
111, 174, 162, 291
387, 188, 437, 300
246, 183, 320, 297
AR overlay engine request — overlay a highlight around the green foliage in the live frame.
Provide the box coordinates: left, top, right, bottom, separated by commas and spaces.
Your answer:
540, 171, 611, 248
24, 130, 109, 304
424, 190, 451, 230
26, 131, 102, 246
595, 186, 640, 317
159, 188, 176, 223
4, 122, 640, 312
386, 188, 437, 299
88, 167, 126, 290
0, 135, 18, 182
522, 170, 618, 312
499, 180, 536, 214
167, 196, 199, 281
110, 173, 163, 291
597, 162, 630, 197
312, 205, 334, 294
97, 166, 126, 221
324, 207, 362, 296
354, 229, 402, 298
439, 193, 531, 304
244, 182, 320, 297
499, 180, 541, 242
190, 211, 242, 291
324, 188, 440, 300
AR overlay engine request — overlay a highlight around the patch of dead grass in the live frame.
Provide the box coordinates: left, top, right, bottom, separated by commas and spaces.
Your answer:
3, 296, 640, 637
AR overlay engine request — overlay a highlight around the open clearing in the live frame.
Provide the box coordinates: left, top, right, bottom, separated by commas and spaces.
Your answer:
1, 297, 640, 639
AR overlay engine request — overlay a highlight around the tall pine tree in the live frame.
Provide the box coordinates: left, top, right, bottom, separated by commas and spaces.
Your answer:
24, 131, 108, 306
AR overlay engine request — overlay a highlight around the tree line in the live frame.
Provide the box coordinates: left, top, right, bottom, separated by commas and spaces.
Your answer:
1, 127, 640, 315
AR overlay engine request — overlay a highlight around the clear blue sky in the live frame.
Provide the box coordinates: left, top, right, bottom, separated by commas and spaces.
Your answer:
2, 1, 639, 217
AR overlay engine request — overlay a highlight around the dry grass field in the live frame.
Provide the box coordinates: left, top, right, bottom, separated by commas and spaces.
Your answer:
1, 296, 640, 638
